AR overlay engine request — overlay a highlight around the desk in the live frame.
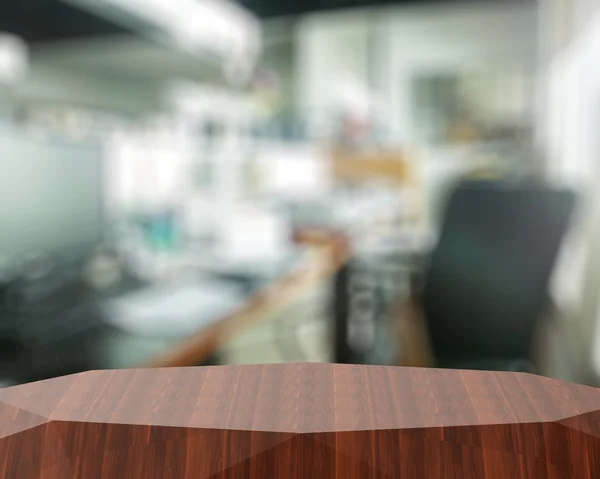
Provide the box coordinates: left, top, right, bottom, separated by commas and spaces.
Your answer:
1, 363, 599, 478
141, 233, 350, 368
8, 232, 350, 382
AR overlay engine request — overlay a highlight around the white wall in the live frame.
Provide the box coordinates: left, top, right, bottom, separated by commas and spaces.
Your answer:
293, 2, 539, 143
295, 13, 370, 137
385, 3, 538, 143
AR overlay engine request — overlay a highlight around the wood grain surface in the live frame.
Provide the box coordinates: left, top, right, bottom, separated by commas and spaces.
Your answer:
1, 363, 600, 478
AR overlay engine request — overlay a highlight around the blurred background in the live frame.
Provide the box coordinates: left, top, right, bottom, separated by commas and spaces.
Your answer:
0, 0, 596, 387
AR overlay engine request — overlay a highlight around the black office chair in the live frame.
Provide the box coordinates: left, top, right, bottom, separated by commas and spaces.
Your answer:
418, 181, 576, 373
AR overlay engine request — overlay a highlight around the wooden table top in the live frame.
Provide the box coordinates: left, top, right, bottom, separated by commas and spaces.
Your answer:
3, 364, 600, 478
2, 363, 600, 436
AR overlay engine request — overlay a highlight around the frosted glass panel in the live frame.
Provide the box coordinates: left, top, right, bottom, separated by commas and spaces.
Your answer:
0, 132, 102, 264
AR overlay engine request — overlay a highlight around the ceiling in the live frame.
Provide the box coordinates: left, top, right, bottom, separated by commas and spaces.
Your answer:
238, 0, 495, 18
1, 0, 530, 44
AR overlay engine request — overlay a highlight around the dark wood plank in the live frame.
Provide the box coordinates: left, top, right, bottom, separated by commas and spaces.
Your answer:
1, 363, 600, 477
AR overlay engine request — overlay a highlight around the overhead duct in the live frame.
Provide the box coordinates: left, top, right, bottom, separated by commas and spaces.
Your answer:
61, 0, 261, 84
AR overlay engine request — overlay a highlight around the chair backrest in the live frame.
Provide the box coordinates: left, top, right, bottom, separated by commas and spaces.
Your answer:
421, 181, 576, 362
